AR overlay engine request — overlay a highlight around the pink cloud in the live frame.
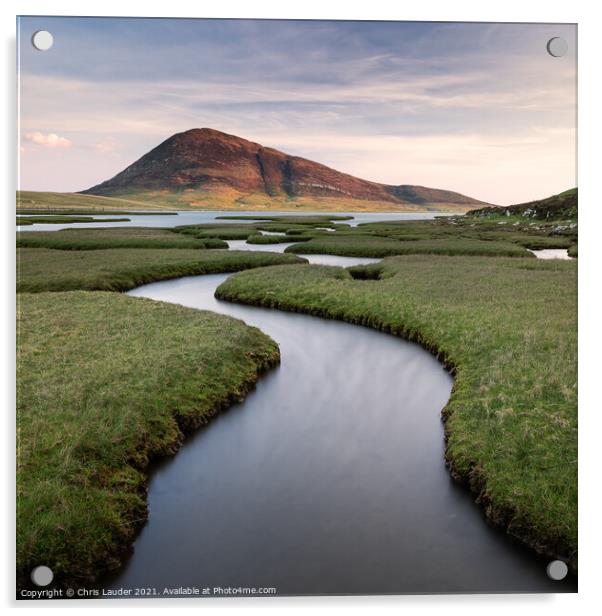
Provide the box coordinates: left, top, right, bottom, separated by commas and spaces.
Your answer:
24, 131, 72, 148
95, 137, 120, 153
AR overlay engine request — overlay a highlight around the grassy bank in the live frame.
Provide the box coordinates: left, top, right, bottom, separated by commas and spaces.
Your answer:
78, 188, 472, 212
17, 190, 473, 213
18, 210, 177, 216
172, 215, 346, 241
174, 224, 262, 240
359, 216, 577, 243
174, 212, 578, 260
247, 234, 310, 245
17, 190, 167, 212
17, 291, 281, 585
285, 236, 534, 258
17, 216, 131, 225
17, 247, 306, 293
17, 227, 227, 251
216, 256, 578, 570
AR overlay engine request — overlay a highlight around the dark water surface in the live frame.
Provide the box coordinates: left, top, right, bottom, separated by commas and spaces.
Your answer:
109, 265, 576, 595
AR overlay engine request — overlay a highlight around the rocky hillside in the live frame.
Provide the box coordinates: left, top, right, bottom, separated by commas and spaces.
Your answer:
467, 188, 577, 221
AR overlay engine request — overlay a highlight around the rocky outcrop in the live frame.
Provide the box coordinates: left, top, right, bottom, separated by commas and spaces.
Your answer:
467, 189, 577, 221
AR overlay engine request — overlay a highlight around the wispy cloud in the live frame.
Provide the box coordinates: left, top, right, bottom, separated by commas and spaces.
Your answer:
94, 137, 120, 154
24, 131, 72, 148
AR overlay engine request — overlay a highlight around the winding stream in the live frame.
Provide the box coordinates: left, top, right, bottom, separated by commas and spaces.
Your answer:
105, 250, 576, 594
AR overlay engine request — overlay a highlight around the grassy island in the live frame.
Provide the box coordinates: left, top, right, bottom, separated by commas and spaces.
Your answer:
17, 247, 305, 293
17, 291, 281, 584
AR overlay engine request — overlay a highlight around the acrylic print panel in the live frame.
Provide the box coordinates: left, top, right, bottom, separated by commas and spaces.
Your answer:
16, 16, 577, 599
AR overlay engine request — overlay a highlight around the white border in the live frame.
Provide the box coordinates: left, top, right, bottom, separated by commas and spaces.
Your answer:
3, 1, 601, 614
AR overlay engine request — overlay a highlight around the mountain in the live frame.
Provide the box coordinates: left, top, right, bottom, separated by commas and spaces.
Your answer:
466, 188, 577, 221
82, 128, 490, 212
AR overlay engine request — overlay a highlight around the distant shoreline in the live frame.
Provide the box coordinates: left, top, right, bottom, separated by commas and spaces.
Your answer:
16, 190, 473, 215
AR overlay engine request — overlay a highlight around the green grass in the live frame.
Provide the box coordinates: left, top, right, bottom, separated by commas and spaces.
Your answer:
216, 256, 578, 569
293, 216, 578, 256
173, 217, 343, 241
246, 234, 310, 245
258, 223, 333, 234
513, 236, 573, 250
17, 227, 227, 251
568, 244, 578, 258
17, 290, 281, 584
18, 210, 177, 216
17, 216, 131, 225
174, 224, 260, 240
360, 217, 578, 242
18, 189, 474, 213
14, 204, 578, 584
17, 247, 306, 293
17, 190, 168, 212
285, 236, 534, 258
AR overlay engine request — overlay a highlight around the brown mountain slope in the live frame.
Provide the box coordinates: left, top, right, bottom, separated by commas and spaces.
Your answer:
82, 128, 490, 212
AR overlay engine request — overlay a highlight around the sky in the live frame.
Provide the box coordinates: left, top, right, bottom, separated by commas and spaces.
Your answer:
17, 17, 576, 205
